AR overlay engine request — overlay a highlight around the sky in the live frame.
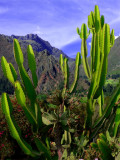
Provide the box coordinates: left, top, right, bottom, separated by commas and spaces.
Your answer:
0, 0, 120, 58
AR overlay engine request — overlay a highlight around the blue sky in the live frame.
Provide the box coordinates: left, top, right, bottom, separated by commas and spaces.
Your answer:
0, 0, 120, 58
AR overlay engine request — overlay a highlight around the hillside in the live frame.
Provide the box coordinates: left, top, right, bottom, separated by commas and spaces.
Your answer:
107, 36, 120, 75
0, 33, 120, 95
0, 34, 88, 95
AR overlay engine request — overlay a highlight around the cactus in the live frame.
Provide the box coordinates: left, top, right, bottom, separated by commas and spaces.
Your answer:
77, 5, 120, 139
91, 132, 114, 160
113, 105, 120, 137
1, 39, 52, 159
1, 5, 120, 159
59, 52, 81, 97
97, 139, 114, 160
27, 45, 38, 88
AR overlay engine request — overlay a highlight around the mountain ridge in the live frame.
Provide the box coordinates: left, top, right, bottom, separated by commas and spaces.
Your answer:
0, 33, 120, 95
0, 33, 88, 95
0, 33, 75, 61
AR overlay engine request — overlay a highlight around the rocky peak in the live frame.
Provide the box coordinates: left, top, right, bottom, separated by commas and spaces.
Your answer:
25, 34, 38, 40
11, 34, 39, 41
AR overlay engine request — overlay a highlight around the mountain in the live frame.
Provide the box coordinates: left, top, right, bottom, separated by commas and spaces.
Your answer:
28, 49, 64, 94
1, 33, 119, 96
107, 36, 120, 76
3, 34, 74, 62
0, 34, 88, 95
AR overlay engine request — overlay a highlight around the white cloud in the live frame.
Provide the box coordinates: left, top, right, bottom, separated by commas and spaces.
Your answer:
115, 34, 120, 39
115, 36, 119, 39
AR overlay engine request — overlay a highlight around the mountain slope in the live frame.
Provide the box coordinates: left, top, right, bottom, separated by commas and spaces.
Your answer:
1, 33, 119, 95
0, 34, 88, 95
107, 36, 120, 75
4, 34, 74, 61
28, 49, 64, 94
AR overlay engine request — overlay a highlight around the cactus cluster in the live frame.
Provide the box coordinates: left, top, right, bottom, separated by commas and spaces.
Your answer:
77, 5, 120, 140
59, 52, 81, 98
1, 39, 52, 159
90, 132, 114, 160
0, 4, 120, 160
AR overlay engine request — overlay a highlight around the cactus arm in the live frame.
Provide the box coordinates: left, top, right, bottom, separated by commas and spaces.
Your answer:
91, 133, 113, 160
94, 5, 101, 32
97, 90, 104, 117
27, 45, 38, 88
90, 31, 95, 74
113, 105, 120, 137
14, 39, 37, 103
97, 139, 113, 160
34, 102, 43, 131
59, 52, 81, 96
101, 15, 104, 29
14, 81, 38, 127
1, 56, 15, 85
15, 81, 26, 106
61, 133, 65, 144
93, 24, 112, 99
81, 35, 91, 79
99, 24, 110, 86
94, 33, 100, 73
77, 23, 91, 79
110, 29, 115, 48
34, 137, 52, 160
68, 132, 71, 144
99, 133, 107, 142
65, 130, 67, 143
62, 57, 69, 97
92, 25, 112, 100
15, 81, 42, 131
59, 54, 64, 72
1, 93, 36, 157
19, 64, 37, 106
9, 63, 17, 81
64, 58, 69, 89
89, 33, 101, 98
14, 39, 24, 66
69, 52, 81, 93
89, 31, 102, 100
85, 99, 94, 130
90, 142, 99, 150
104, 82, 120, 118
88, 11, 95, 32
76, 27, 81, 35
93, 82, 120, 129
97, 95, 102, 117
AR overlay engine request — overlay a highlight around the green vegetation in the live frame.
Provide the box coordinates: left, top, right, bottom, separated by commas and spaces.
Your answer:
0, 5, 120, 160
105, 79, 119, 87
